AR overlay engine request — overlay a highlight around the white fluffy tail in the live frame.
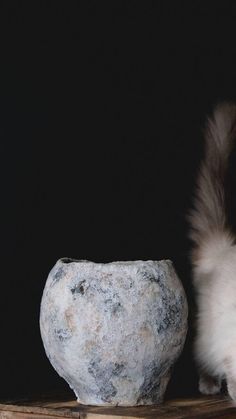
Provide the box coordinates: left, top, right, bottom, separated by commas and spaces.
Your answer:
189, 102, 236, 268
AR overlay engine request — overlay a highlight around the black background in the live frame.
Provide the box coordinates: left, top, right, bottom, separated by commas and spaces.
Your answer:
2, 0, 236, 401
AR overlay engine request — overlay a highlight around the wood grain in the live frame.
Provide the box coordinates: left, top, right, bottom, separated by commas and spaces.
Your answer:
1, 395, 236, 418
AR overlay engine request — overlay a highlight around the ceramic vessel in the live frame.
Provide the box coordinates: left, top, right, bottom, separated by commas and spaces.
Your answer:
40, 258, 188, 406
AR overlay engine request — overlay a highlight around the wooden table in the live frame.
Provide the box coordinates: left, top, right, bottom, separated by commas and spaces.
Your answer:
1, 396, 236, 418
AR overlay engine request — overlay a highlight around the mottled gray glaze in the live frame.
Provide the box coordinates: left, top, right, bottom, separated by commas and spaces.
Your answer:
40, 259, 188, 406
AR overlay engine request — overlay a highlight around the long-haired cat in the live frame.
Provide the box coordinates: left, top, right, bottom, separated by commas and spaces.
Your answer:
189, 102, 236, 400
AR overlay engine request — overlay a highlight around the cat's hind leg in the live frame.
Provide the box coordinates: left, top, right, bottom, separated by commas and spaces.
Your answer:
199, 373, 222, 395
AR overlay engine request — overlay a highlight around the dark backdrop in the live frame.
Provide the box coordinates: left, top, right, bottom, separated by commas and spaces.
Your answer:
1, 0, 236, 401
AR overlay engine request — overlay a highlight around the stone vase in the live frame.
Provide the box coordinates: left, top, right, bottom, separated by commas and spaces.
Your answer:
40, 258, 188, 406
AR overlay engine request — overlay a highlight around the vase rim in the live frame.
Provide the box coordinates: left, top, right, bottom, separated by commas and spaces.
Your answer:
58, 257, 173, 265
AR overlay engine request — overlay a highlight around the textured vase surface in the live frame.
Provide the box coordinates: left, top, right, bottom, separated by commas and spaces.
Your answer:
40, 258, 188, 406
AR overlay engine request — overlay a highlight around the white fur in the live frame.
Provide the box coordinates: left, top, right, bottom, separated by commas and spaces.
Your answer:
190, 103, 236, 400
194, 237, 236, 375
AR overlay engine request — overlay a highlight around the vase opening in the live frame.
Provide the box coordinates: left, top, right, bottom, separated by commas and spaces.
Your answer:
60, 257, 79, 264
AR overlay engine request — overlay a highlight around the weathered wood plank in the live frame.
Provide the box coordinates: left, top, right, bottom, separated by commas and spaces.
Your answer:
0, 413, 67, 419
1, 395, 236, 418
